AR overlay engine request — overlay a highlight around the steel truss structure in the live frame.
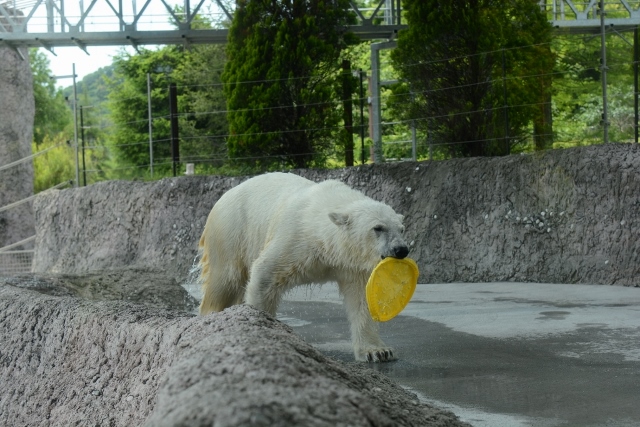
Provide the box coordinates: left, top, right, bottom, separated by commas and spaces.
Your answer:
0, 0, 404, 54
543, 0, 640, 33
3, 1, 640, 53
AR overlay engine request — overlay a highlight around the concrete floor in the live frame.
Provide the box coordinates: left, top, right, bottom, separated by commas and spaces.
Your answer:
279, 283, 640, 427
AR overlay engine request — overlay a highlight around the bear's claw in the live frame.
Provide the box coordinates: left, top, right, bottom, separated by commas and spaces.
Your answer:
365, 348, 395, 363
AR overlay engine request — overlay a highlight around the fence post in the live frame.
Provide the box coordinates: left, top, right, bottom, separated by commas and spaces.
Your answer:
502, 49, 510, 155
599, 0, 610, 143
147, 73, 154, 177
72, 63, 79, 187
169, 83, 179, 177
342, 60, 354, 167
80, 106, 86, 186
635, 27, 638, 144
358, 69, 366, 165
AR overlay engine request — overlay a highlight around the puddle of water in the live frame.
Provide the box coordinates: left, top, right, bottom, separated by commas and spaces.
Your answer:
278, 315, 312, 327
536, 311, 571, 320
404, 387, 563, 427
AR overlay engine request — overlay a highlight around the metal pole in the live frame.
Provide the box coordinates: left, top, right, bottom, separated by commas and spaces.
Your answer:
370, 41, 396, 163
502, 49, 510, 155
169, 83, 179, 177
341, 60, 354, 167
147, 73, 154, 177
72, 63, 79, 187
371, 45, 382, 163
359, 69, 365, 165
410, 87, 416, 161
80, 106, 87, 186
599, 0, 609, 143
46, 0, 54, 32
635, 27, 639, 143
411, 122, 417, 161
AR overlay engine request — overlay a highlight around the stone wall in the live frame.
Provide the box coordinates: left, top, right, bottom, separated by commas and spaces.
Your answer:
0, 45, 35, 250
33, 144, 640, 286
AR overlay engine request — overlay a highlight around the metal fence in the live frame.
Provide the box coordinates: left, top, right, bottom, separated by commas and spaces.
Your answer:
0, 250, 34, 277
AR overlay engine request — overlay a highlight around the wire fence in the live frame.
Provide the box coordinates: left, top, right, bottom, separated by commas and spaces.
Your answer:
3, 34, 640, 188
0, 251, 33, 277
2, 28, 638, 272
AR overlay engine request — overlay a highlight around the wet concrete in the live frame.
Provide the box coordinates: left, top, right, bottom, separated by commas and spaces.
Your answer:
278, 283, 640, 427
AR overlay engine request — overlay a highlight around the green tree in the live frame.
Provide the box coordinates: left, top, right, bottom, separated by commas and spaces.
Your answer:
108, 47, 182, 177
552, 32, 637, 146
30, 49, 72, 145
173, 44, 229, 170
107, 42, 227, 178
32, 135, 75, 192
390, 0, 554, 157
222, 0, 357, 170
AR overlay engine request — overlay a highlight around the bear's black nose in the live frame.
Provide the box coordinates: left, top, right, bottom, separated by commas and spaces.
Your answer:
392, 245, 409, 259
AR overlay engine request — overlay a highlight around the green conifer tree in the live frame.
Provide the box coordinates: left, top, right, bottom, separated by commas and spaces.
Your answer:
222, 0, 357, 170
390, 0, 553, 157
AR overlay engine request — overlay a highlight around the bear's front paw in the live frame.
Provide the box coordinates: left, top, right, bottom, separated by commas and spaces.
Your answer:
357, 346, 396, 363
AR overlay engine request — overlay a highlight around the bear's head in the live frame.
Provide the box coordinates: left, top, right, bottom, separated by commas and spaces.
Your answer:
329, 199, 409, 269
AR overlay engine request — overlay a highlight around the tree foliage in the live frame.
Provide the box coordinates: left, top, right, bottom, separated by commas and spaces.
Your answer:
108, 47, 182, 176
390, 0, 554, 157
552, 32, 637, 145
32, 136, 75, 192
107, 43, 227, 178
29, 49, 72, 145
222, 0, 358, 170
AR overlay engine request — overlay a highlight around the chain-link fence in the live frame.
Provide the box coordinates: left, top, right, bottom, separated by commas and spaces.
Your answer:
0, 250, 33, 276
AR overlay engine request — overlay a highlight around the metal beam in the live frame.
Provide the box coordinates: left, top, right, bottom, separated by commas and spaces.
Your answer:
541, 0, 640, 33
6, 0, 640, 49
0, 0, 406, 48
370, 40, 397, 163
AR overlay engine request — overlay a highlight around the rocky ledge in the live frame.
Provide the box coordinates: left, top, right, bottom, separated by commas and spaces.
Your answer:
0, 274, 470, 427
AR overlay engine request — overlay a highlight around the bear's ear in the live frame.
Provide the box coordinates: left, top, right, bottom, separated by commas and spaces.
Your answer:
397, 214, 404, 223
329, 212, 350, 227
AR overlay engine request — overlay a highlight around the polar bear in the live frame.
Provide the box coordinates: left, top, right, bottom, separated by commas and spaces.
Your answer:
198, 172, 409, 362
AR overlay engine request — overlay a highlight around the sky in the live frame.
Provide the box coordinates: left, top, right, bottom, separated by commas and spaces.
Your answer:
43, 45, 133, 84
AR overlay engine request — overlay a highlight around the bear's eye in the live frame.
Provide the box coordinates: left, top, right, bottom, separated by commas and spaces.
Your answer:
373, 225, 385, 233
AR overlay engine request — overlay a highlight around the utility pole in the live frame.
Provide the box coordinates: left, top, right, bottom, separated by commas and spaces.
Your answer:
80, 106, 87, 186
635, 27, 639, 143
502, 49, 510, 155
53, 66, 79, 185
169, 83, 180, 177
370, 41, 396, 163
341, 60, 354, 167
599, 0, 610, 143
72, 64, 79, 187
355, 69, 366, 165
147, 73, 154, 177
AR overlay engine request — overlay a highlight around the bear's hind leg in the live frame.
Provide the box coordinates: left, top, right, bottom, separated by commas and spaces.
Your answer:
200, 264, 247, 315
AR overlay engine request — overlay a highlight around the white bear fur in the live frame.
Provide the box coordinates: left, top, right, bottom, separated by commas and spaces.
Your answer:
198, 172, 408, 362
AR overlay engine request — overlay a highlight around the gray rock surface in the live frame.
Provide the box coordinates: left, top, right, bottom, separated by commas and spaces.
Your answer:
3, 267, 199, 311
0, 283, 470, 427
0, 45, 35, 251
33, 144, 640, 286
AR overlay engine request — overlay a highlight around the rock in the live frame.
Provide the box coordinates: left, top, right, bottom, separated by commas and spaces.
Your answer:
0, 45, 35, 252
32, 144, 640, 286
2, 267, 199, 312
0, 283, 470, 427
